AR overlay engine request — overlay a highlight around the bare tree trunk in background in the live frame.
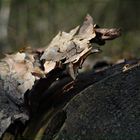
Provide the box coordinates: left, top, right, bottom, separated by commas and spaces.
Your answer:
0, 0, 11, 52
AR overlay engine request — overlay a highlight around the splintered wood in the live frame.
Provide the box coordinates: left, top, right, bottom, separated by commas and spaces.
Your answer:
0, 14, 121, 138
41, 14, 121, 79
0, 14, 121, 106
0, 51, 41, 104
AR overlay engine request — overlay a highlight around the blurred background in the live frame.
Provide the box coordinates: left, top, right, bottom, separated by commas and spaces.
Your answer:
0, 0, 140, 61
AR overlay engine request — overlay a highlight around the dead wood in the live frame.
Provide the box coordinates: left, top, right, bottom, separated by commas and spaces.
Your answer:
22, 60, 140, 140
54, 62, 140, 140
0, 14, 123, 140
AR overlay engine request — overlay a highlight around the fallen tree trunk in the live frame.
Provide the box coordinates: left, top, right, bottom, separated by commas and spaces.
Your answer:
21, 60, 140, 140
1, 55, 140, 140
55, 62, 140, 140
1, 14, 139, 140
